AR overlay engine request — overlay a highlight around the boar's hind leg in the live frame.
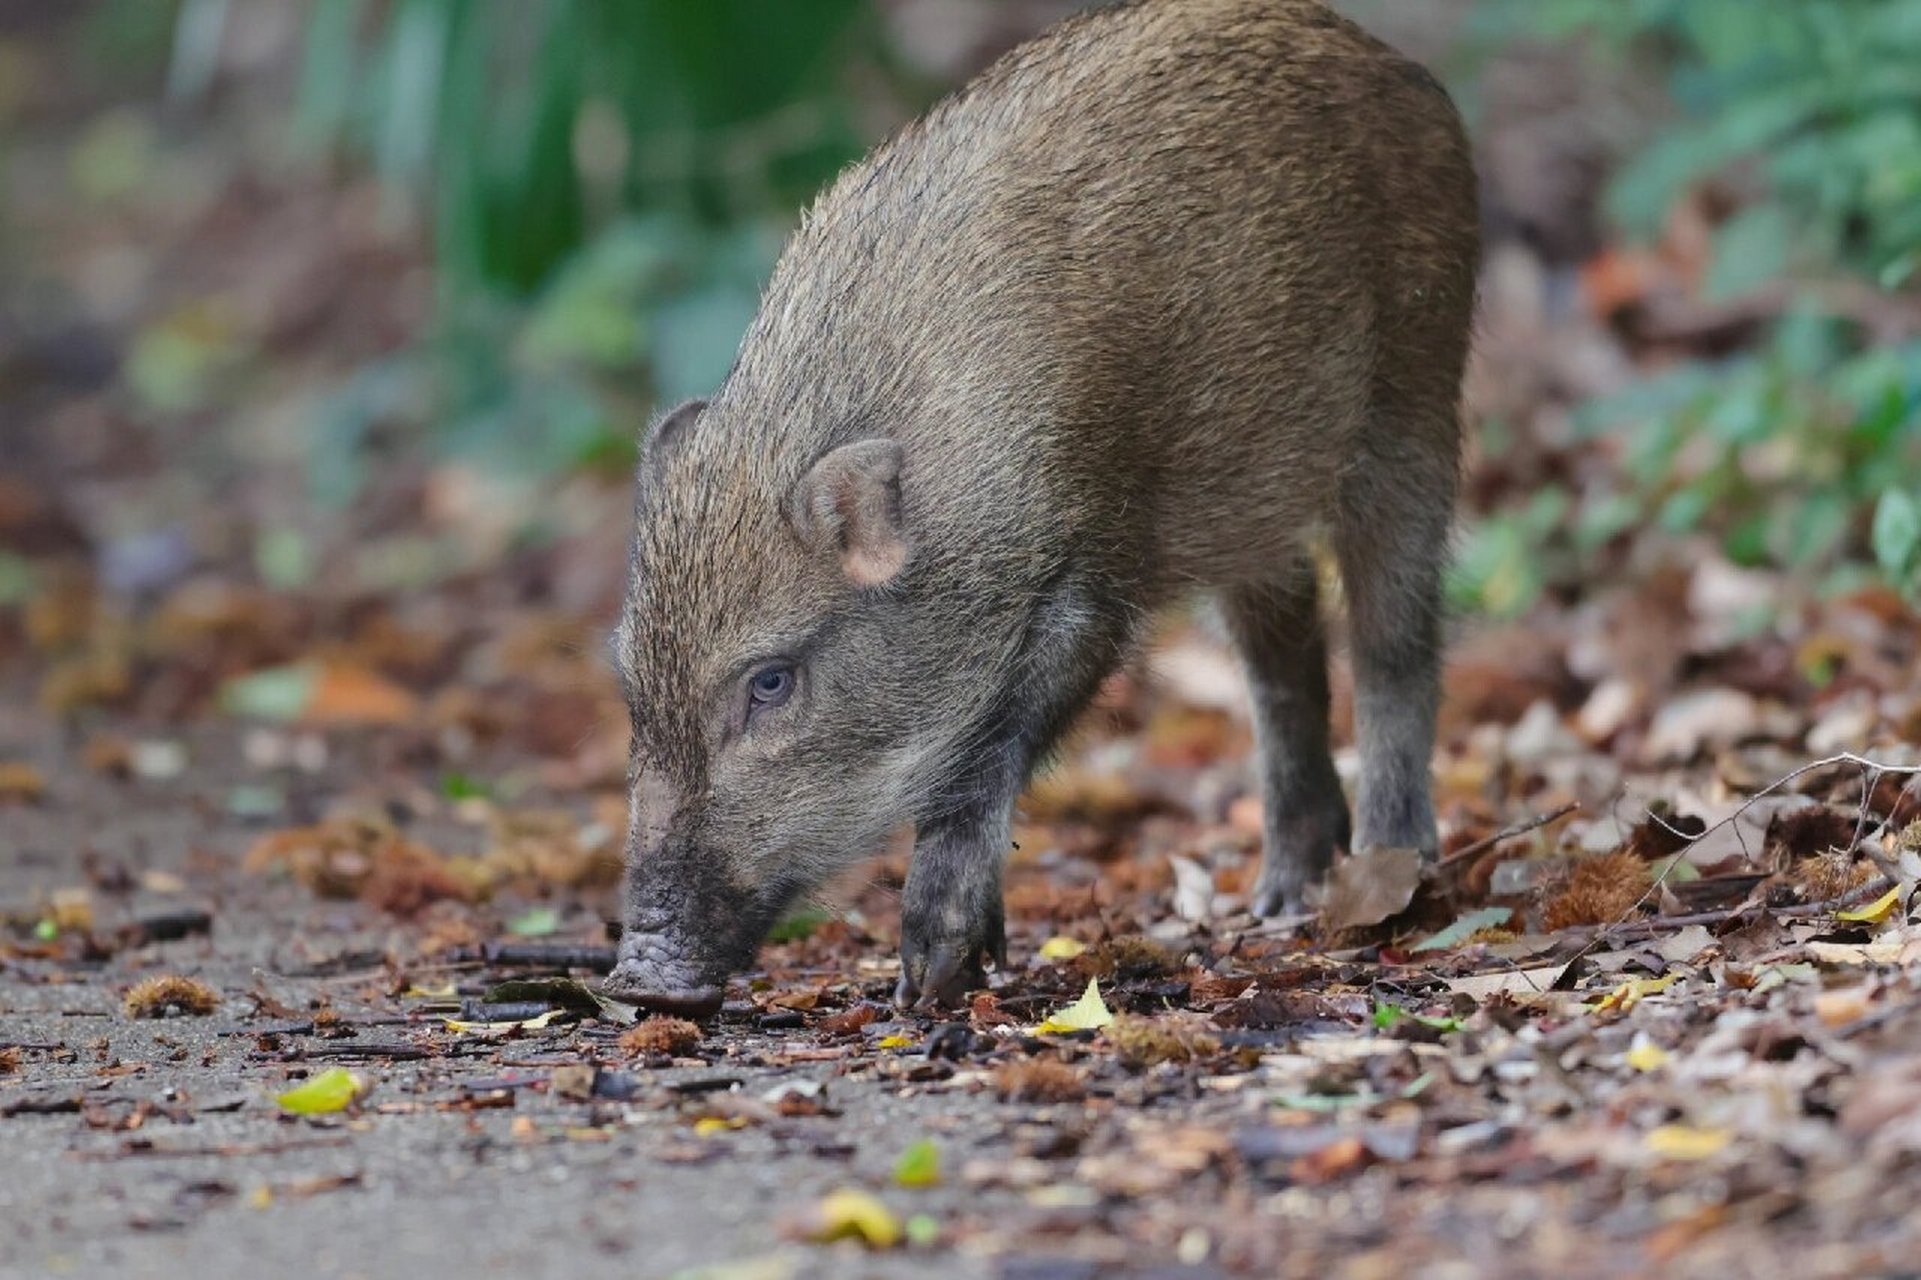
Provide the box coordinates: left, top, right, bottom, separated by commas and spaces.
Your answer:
1223, 568, 1351, 917
1335, 441, 1451, 860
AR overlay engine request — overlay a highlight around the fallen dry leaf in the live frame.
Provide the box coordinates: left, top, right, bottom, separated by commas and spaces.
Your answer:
1320, 846, 1423, 931
1447, 963, 1570, 999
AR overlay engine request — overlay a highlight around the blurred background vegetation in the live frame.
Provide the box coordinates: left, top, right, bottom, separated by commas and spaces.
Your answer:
3, 0, 1919, 624
1453, 0, 1921, 615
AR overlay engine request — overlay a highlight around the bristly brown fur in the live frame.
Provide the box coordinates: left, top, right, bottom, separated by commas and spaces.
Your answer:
609, 0, 1480, 1010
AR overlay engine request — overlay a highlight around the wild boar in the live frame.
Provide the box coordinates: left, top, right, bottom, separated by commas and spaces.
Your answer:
605, 0, 1478, 1015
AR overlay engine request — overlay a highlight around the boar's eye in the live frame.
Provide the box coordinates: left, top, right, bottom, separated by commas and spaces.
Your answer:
746, 664, 797, 716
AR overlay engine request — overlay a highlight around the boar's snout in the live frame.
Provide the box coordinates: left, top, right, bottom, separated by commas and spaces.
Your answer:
602, 927, 727, 1020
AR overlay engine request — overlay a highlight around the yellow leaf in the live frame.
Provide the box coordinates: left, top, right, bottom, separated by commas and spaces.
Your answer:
876, 1034, 916, 1050
444, 1008, 565, 1033
1039, 936, 1087, 962
1836, 887, 1901, 924
1644, 1125, 1731, 1161
809, 1188, 901, 1249
1626, 1036, 1668, 1072
275, 1067, 365, 1115
694, 1116, 746, 1136
1590, 974, 1679, 1016
1035, 977, 1115, 1034
403, 982, 456, 999
247, 1184, 273, 1209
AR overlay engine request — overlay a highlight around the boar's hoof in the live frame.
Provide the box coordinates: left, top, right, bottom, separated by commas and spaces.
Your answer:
895, 939, 990, 1012
600, 962, 725, 1021
1250, 881, 1309, 920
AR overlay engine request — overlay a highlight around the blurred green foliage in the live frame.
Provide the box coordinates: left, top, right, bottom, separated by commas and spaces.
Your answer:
1521, 0, 1921, 287
1453, 0, 1921, 614
283, 0, 902, 490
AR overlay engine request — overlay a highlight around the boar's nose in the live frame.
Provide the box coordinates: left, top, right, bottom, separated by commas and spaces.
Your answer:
600, 929, 726, 1020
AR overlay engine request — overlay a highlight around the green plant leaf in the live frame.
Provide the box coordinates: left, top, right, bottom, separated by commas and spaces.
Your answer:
507, 906, 562, 937
1411, 906, 1514, 953
277, 1067, 366, 1114
767, 907, 832, 943
1372, 1001, 1466, 1034
1703, 204, 1793, 301
219, 664, 319, 722
1873, 489, 1921, 581
893, 1137, 941, 1189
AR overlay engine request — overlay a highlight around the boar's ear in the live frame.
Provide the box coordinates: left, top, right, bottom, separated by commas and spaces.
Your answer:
642, 399, 706, 469
789, 439, 908, 587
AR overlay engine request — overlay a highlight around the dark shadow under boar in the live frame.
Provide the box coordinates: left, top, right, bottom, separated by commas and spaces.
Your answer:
606, 0, 1479, 1015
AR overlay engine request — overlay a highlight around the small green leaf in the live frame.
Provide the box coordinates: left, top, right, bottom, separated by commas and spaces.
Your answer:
0, 553, 34, 607
1372, 1001, 1464, 1034
1647, 851, 1702, 885
766, 907, 832, 943
440, 772, 491, 800
276, 1067, 365, 1114
254, 527, 313, 590
507, 905, 561, 937
1703, 203, 1793, 301
219, 664, 318, 721
893, 1137, 941, 1189
1411, 906, 1513, 953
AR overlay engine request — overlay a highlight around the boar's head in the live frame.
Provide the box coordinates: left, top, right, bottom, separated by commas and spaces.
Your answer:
603, 396, 972, 1017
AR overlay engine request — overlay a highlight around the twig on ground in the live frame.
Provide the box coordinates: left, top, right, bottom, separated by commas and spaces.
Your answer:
72, 1136, 355, 1161
1441, 802, 1580, 867
281, 1042, 438, 1061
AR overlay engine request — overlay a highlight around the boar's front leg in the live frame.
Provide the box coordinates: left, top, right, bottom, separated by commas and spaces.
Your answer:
896, 582, 1124, 1010
896, 794, 1012, 1010
1222, 568, 1351, 916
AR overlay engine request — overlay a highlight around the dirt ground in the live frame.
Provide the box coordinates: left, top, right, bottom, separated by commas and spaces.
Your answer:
1, 727, 1013, 1280
7, 676, 1921, 1280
